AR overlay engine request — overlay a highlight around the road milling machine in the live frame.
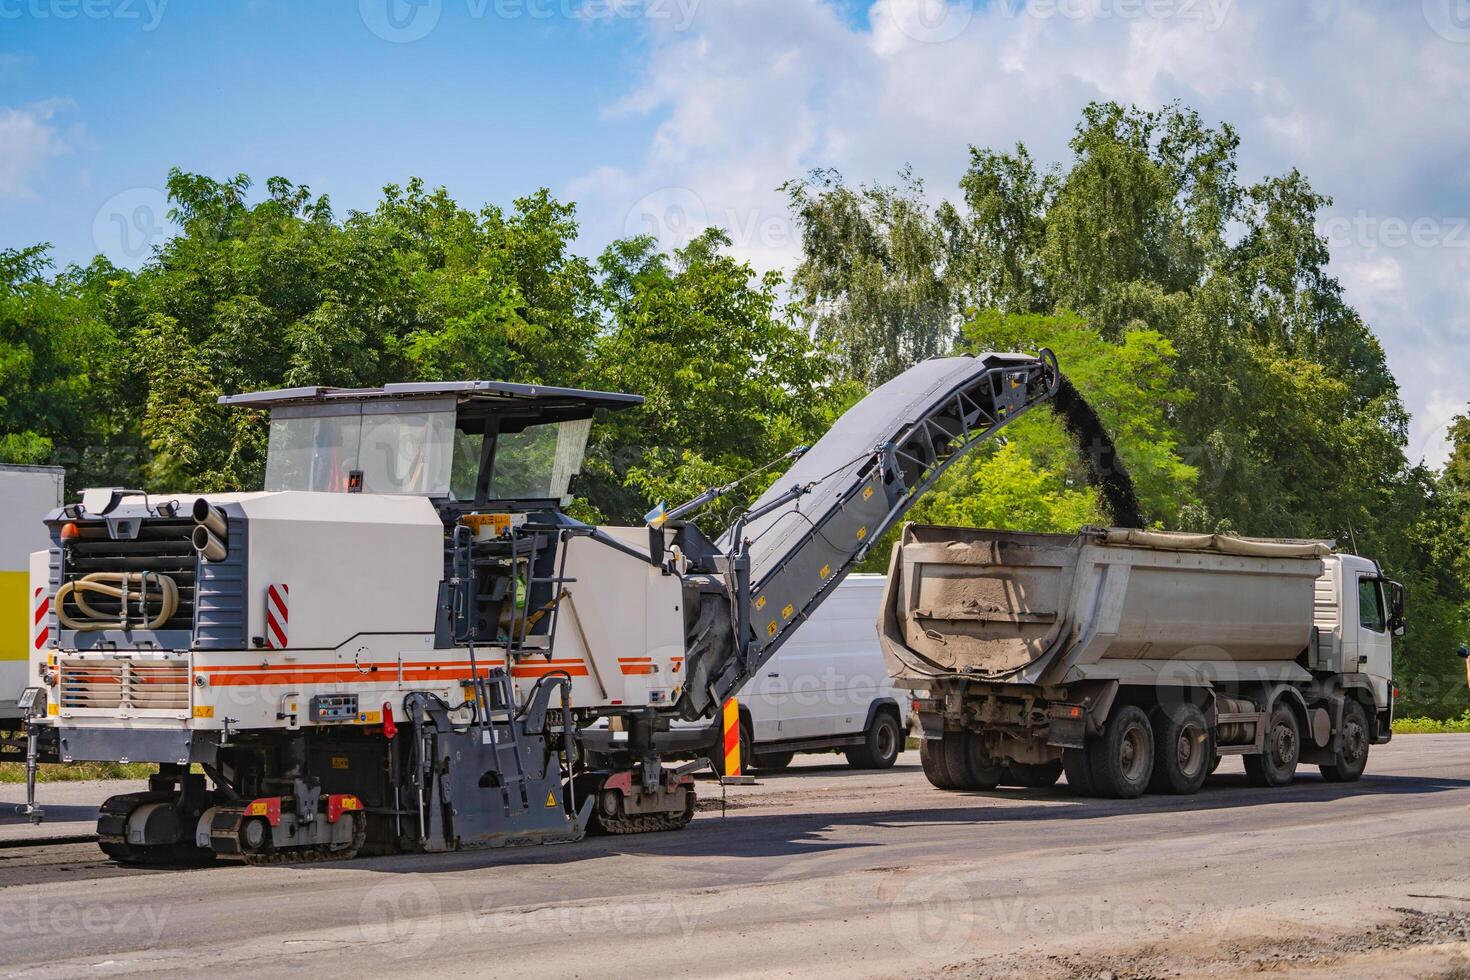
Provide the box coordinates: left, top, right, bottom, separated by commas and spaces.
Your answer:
23, 350, 1123, 864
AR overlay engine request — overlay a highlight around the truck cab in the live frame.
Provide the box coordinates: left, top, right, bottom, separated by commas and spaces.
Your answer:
1316, 554, 1401, 737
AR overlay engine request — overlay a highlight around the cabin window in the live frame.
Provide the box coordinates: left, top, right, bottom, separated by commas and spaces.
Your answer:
1357, 578, 1385, 634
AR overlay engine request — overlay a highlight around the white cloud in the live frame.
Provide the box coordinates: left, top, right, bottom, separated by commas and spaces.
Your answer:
565, 0, 1470, 470
0, 98, 77, 201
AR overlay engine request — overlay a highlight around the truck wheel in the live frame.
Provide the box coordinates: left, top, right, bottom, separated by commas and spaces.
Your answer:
1319, 699, 1370, 783
1062, 748, 1096, 796
1087, 704, 1154, 799
1244, 701, 1300, 788
753, 751, 795, 772
845, 711, 902, 770
1147, 702, 1213, 795
1006, 760, 1064, 788
920, 737, 960, 790
961, 734, 1004, 790
940, 732, 976, 789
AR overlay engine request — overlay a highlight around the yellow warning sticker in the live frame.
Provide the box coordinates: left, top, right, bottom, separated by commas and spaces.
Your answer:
819, 564, 831, 579
332, 756, 350, 770
47, 704, 58, 716
863, 485, 874, 501
755, 595, 766, 610
856, 526, 868, 541
781, 603, 794, 620
193, 705, 214, 718
767, 621, 778, 637
545, 791, 558, 809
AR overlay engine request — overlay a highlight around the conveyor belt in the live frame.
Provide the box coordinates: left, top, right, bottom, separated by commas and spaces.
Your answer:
699, 351, 1062, 709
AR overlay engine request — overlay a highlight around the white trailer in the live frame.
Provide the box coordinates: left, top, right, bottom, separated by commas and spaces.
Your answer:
882, 526, 1401, 797
0, 466, 63, 728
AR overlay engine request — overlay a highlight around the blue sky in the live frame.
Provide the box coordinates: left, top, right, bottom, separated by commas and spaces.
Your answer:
3, 0, 1469, 464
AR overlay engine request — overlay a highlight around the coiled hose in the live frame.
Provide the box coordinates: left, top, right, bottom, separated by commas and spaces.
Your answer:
56, 572, 179, 631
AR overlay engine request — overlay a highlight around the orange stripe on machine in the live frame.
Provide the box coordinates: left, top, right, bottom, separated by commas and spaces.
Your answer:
617, 657, 658, 676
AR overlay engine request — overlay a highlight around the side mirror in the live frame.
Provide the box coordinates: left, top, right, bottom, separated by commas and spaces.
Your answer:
1386, 580, 1406, 636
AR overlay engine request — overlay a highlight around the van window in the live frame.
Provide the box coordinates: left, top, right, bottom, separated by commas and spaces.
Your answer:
1358, 578, 1385, 633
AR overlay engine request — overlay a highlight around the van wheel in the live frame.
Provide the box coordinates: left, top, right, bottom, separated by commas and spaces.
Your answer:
1245, 701, 1300, 788
920, 737, 959, 790
1319, 699, 1370, 783
714, 720, 756, 777
846, 712, 902, 770
1148, 702, 1213, 795
1006, 760, 1064, 788
753, 751, 795, 772
1088, 705, 1154, 799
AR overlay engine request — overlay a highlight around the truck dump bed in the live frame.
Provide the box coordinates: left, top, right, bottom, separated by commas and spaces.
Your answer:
881, 525, 1332, 689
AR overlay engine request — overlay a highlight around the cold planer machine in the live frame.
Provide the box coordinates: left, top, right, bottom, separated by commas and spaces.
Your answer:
24, 350, 1112, 863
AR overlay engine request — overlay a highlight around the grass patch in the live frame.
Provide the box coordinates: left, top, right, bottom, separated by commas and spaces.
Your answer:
1393, 712, 1470, 735
0, 761, 157, 783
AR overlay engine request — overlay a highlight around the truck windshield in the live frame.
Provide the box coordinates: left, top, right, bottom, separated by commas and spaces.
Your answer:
264, 408, 457, 495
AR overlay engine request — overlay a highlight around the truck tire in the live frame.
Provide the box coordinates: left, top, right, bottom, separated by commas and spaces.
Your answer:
940, 732, 978, 789
1147, 702, 1213, 795
1244, 701, 1300, 788
1087, 704, 1154, 799
1319, 699, 1370, 783
961, 734, 1004, 790
845, 711, 902, 770
1062, 748, 1096, 796
920, 737, 960, 790
1005, 760, 1064, 788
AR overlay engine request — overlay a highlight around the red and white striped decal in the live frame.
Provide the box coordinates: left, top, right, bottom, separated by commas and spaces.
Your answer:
265, 584, 289, 650
32, 588, 50, 650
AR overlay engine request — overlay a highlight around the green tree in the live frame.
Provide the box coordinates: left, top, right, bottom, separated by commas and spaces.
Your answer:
783, 168, 956, 387
586, 229, 856, 530
0, 245, 131, 487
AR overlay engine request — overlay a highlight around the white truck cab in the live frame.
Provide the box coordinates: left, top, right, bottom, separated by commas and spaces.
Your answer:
1317, 553, 1400, 726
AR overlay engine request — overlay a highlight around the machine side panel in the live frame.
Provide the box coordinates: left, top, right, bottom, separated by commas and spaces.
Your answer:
239, 492, 443, 649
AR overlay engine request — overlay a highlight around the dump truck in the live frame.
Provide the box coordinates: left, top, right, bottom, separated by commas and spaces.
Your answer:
25, 350, 1132, 863
881, 525, 1402, 798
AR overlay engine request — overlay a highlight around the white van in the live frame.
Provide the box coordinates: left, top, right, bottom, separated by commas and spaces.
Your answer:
726, 574, 910, 772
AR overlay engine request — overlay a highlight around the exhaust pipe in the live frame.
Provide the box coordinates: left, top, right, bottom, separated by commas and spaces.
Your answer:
192, 499, 229, 562
192, 525, 228, 563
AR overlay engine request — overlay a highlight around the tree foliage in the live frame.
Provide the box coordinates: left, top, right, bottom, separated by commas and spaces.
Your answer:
2, 101, 1466, 715
788, 101, 1462, 715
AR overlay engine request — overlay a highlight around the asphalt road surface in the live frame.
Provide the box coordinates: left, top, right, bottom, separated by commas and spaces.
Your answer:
0, 734, 1467, 978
